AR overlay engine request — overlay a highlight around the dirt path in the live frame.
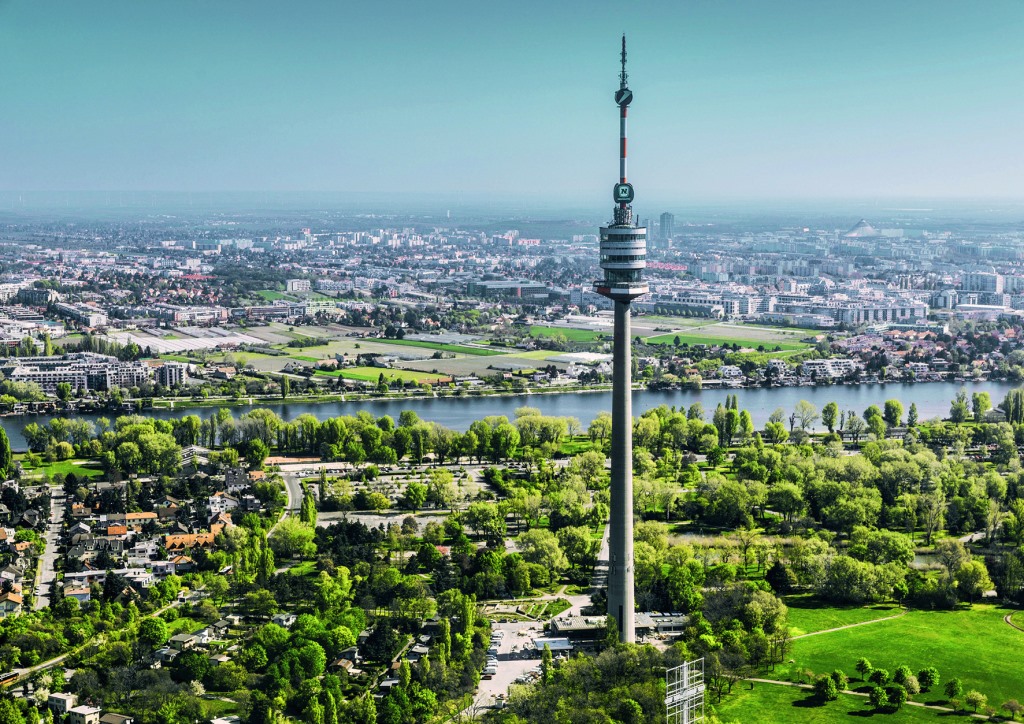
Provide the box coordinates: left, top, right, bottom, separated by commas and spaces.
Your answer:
792, 610, 907, 640
1004, 613, 1024, 633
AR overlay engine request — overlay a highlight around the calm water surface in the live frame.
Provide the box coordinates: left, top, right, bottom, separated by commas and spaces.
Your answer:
4, 380, 1018, 451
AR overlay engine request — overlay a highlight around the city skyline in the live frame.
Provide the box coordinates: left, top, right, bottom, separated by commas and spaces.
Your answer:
3, 1, 1024, 203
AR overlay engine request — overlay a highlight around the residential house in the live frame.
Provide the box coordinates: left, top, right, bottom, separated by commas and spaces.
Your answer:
271, 612, 297, 628
208, 491, 239, 515
99, 714, 135, 724
48, 693, 77, 715
0, 592, 23, 617
69, 705, 101, 724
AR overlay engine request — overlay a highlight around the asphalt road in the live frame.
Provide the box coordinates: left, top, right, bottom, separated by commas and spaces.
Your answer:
34, 489, 67, 610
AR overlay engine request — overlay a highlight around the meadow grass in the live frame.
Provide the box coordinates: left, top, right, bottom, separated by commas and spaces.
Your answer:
783, 594, 901, 636
715, 680, 956, 724
779, 604, 1024, 705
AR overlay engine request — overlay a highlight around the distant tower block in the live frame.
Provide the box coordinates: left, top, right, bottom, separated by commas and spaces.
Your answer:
660, 212, 674, 242
594, 35, 647, 644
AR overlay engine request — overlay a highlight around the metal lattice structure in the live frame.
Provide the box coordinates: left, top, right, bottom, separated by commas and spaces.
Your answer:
666, 658, 705, 724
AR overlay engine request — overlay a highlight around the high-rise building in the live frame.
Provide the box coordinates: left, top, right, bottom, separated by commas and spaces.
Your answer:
660, 212, 674, 242
594, 36, 646, 644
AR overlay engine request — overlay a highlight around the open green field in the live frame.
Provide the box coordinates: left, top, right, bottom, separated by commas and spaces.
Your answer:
529, 325, 607, 342
256, 290, 295, 302
369, 337, 505, 356
646, 326, 811, 351
780, 605, 1024, 705
715, 682, 956, 724
315, 366, 446, 383
19, 457, 104, 480
784, 595, 901, 636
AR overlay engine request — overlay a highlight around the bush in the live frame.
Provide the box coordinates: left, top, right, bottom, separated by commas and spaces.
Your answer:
869, 668, 890, 687
815, 675, 839, 702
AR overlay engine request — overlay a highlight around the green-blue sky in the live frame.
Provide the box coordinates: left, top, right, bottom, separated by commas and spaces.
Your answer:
2, 0, 1023, 204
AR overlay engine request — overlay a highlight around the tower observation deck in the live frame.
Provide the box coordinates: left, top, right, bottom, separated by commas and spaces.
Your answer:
595, 35, 648, 302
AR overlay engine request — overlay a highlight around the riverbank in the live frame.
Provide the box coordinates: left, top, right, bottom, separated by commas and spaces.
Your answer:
3, 379, 1019, 453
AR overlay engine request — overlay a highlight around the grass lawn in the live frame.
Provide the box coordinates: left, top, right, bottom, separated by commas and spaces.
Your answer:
529, 325, 606, 342
369, 337, 506, 356
558, 439, 599, 456
715, 682, 953, 723
256, 290, 295, 302
314, 366, 446, 383
289, 355, 320, 362
19, 457, 104, 480
288, 561, 318, 577
784, 594, 901, 636
164, 616, 204, 635
779, 604, 1024, 705
201, 698, 241, 718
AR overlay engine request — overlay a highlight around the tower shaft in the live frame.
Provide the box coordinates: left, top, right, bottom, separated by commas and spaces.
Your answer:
607, 299, 635, 642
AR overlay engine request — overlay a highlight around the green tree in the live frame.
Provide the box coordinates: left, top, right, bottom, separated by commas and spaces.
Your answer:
402, 481, 427, 512
887, 683, 908, 710
281, 375, 290, 399
0, 427, 11, 480
954, 560, 994, 603
138, 617, 169, 648
869, 686, 888, 710
822, 402, 839, 433
246, 439, 270, 469
794, 400, 819, 431
950, 388, 971, 424
517, 529, 569, 575
300, 490, 318, 527
944, 678, 963, 702
965, 690, 988, 713
907, 403, 919, 427
918, 667, 939, 691
268, 517, 315, 558
883, 399, 903, 428
56, 381, 72, 401
972, 392, 991, 421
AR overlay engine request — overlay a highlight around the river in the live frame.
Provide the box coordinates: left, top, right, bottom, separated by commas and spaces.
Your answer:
4, 380, 1020, 451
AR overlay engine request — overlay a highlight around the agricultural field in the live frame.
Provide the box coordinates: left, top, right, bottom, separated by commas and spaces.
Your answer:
778, 605, 1024, 706
646, 322, 812, 350
314, 366, 446, 383
529, 325, 607, 342
715, 681, 950, 723
368, 337, 507, 356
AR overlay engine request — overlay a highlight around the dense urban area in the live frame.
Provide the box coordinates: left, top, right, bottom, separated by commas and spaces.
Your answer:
0, 208, 1021, 723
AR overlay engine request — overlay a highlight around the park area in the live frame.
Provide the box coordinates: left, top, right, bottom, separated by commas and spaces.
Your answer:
717, 602, 1024, 722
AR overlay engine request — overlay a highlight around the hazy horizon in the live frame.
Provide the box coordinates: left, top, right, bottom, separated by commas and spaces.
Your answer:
3, 0, 1024, 202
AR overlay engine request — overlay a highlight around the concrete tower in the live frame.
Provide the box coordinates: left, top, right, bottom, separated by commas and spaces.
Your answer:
595, 35, 647, 644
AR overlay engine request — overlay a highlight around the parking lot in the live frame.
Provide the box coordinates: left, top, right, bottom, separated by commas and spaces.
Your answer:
474, 621, 546, 709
